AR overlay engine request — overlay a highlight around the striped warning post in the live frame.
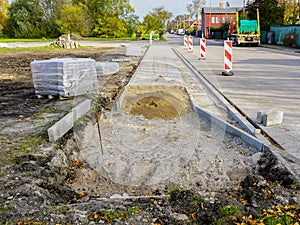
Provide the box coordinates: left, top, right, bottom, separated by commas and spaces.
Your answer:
184, 35, 188, 49
222, 40, 234, 76
200, 38, 206, 59
188, 35, 193, 52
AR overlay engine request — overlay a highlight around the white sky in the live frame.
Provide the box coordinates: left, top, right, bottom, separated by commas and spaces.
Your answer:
130, 0, 244, 19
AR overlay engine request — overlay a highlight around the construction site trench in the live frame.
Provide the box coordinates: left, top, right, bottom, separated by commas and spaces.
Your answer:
0, 41, 299, 224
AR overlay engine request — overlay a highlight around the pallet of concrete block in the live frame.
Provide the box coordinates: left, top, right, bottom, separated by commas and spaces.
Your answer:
124, 44, 143, 56
31, 57, 98, 97
95, 62, 119, 76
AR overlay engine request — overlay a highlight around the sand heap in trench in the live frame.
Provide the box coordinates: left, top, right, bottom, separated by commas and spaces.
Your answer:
122, 86, 193, 120
129, 96, 179, 119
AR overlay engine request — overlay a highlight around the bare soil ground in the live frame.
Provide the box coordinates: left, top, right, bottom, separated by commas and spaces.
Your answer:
0, 45, 299, 224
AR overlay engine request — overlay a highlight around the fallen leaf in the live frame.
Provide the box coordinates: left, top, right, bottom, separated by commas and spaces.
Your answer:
241, 200, 248, 205
77, 191, 87, 198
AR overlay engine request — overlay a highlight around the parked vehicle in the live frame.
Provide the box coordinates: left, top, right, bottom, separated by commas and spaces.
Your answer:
228, 8, 260, 46
177, 29, 185, 35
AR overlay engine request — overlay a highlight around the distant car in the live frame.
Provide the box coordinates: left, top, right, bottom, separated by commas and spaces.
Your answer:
177, 29, 184, 35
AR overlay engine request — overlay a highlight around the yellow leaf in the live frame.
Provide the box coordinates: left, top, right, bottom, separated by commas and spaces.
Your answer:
69, 167, 76, 173
72, 159, 81, 165
191, 212, 196, 220
241, 199, 248, 205
77, 191, 87, 198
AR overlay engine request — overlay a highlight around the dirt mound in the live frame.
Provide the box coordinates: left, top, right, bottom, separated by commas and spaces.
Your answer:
122, 85, 193, 120
60, 34, 84, 40
129, 96, 179, 119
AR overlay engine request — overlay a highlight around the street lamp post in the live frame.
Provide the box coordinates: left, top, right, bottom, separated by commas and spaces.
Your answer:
209, 0, 211, 38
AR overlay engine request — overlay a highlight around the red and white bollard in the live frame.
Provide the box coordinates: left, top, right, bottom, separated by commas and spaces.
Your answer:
222, 40, 234, 76
200, 38, 206, 60
188, 35, 193, 52
184, 35, 188, 49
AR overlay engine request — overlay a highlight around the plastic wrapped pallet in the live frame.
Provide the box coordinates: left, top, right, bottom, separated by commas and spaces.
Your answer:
31, 58, 98, 97
95, 62, 119, 76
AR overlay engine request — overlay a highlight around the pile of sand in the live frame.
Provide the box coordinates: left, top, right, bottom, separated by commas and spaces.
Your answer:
122, 86, 193, 120
129, 96, 179, 119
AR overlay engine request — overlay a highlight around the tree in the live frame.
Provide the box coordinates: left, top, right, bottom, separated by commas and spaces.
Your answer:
57, 4, 91, 36
3, 0, 138, 38
0, 0, 9, 26
74, 0, 138, 37
0, 0, 9, 36
247, 0, 284, 31
5, 0, 60, 38
143, 7, 172, 38
283, 0, 300, 24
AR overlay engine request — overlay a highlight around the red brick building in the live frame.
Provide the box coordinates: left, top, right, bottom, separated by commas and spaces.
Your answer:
201, 7, 238, 38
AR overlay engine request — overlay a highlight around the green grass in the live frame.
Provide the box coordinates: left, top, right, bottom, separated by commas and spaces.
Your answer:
0, 38, 54, 42
0, 134, 47, 169
167, 185, 183, 195
0, 45, 88, 53
258, 206, 300, 225
214, 205, 242, 225
219, 205, 242, 217
88, 206, 141, 223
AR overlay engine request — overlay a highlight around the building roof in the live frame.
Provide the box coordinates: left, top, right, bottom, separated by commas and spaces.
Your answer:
202, 7, 239, 14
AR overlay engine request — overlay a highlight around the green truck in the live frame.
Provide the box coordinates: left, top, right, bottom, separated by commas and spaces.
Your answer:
228, 8, 260, 46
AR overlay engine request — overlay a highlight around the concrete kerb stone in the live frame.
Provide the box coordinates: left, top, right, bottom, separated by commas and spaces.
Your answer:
256, 108, 274, 123
48, 99, 91, 142
262, 111, 284, 127
190, 98, 266, 151
95, 62, 119, 76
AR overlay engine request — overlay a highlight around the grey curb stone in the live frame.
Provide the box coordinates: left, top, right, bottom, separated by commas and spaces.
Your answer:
263, 111, 284, 127
48, 99, 91, 142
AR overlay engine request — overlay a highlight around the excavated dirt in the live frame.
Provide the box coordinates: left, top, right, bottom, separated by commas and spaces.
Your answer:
129, 96, 179, 119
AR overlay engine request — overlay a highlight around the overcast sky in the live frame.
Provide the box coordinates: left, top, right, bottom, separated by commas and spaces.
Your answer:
130, 0, 244, 19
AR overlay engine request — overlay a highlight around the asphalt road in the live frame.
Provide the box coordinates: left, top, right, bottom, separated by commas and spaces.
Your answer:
167, 33, 300, 161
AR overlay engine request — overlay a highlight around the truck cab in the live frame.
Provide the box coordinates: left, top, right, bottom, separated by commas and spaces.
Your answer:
228, 8, 260, 46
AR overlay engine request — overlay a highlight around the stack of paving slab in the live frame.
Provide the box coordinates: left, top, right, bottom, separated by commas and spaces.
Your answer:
31, 57, 98, 97
95, 62, 119, 76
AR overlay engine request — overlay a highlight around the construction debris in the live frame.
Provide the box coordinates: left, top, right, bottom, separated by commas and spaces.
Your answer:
50, 34, 79, 49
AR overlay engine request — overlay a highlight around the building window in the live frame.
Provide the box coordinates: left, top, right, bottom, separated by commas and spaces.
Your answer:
216, 17, 220, 23
211, 17, 215, 23
222, 17, 226, 23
